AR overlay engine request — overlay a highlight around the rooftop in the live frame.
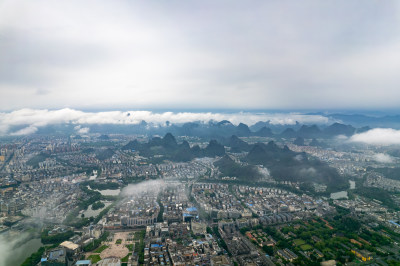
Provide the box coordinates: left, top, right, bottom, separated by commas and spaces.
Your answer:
60, 241, 79, 250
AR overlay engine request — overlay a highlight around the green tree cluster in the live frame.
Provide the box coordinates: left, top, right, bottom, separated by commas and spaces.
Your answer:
41, 230, 74, 245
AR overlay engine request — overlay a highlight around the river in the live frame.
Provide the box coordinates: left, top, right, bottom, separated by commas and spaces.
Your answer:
13, 238, 43, 266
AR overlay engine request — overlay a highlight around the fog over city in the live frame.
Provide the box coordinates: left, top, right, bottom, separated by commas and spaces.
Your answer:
121, 179, 166, 198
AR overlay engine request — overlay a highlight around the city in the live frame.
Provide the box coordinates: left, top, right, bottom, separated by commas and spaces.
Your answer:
0, 129, 400, 265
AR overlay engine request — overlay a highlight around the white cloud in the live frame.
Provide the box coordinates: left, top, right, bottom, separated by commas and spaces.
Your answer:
121, 179, 165, 198
372, 153, 393, 163
294, 155, 303, 161
10, 125, 38, 136
0, 108, 334, 135
78, 127, 89, 134
350, 128, 400, 145
74, 125, 89, 134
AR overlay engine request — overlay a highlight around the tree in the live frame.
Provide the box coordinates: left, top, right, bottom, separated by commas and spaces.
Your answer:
262, 245, 274, 256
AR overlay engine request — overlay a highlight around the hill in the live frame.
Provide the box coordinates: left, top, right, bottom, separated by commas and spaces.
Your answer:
246, 141, 347, 191
293, 137, 305, 146
122, 133, 225, 162
280, 128, 297, 138
323, 123, 355, 137
96, 148, 115, 160
214, 155, 261, 181
297, 125, 322, 138
223, 135, 251, 152
254, 126, 274, 137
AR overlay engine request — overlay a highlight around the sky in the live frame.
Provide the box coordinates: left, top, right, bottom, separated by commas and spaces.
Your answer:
1, 0, 400, 111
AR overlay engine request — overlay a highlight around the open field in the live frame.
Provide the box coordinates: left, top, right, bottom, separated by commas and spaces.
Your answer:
100, 232, 130, 259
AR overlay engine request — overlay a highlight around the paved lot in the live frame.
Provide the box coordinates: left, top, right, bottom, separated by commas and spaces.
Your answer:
100, 232, 130, 259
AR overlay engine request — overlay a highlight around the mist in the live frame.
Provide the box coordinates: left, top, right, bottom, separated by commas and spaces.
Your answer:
0, 108, 334, 135
121, 179, 166, 198
373, 153, 394, 163
0, 232, 41, 266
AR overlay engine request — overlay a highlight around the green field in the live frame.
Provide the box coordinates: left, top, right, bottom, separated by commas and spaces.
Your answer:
116, 239, 122, 244
94, 245, 108, 253
300, 244, 313, 251
88, 254, 101, 263
293, 239, 306, 246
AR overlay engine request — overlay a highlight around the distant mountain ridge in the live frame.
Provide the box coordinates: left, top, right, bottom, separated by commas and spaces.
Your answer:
26, 115, 396, 139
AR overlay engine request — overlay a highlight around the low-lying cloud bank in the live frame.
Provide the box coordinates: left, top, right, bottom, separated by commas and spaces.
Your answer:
373, 153, 393, 163
0, 108, 333, 135
121, 179, 166, 198
350, 128, 400, 145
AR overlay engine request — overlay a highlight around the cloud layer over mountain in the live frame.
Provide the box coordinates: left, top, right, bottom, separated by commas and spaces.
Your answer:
0, 108, 333, 135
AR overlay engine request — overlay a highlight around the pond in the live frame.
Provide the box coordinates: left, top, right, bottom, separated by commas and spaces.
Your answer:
87, 185, 121, 196
330, 191, 348, 200
78, 201, 112, 218
96, 188, 121, 196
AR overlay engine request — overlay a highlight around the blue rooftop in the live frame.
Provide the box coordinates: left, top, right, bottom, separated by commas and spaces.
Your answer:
186, 207, 197, 212
76, 260, 91, 265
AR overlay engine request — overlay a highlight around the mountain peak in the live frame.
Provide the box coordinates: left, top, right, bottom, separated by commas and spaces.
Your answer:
162, 133, 178, 148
